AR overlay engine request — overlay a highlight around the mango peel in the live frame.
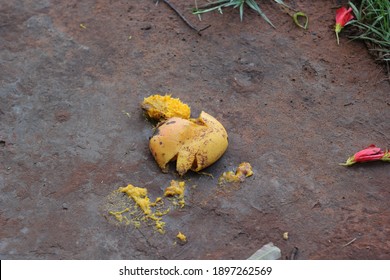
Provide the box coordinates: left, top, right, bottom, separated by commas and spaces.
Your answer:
149, 111, 228, 176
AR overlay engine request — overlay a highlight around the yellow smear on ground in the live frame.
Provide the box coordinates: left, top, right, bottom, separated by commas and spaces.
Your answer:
219, 162, 253, 184
164, 180, 186, 208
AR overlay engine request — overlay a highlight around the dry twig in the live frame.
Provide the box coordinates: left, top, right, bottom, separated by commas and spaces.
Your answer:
342, 237, 357, 247
158, 0, 210, 35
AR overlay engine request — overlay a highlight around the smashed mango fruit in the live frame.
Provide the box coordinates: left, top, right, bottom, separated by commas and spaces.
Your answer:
142, 94, 228, 176
150, 111, 228, 176
219, 162, 253, 184
142, 94, 191, 121
164, 180, 186, 208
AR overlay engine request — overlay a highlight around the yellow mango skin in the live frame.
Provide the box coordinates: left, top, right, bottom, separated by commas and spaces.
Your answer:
149, 111, 228, 176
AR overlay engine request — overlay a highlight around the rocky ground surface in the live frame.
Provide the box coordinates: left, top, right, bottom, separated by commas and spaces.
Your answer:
1, 0, 389, 259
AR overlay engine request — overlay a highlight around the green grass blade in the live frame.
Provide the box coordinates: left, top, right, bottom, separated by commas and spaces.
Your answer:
246, 0, 275, 28
349, 1, 361, 21
348, 0, 390, 63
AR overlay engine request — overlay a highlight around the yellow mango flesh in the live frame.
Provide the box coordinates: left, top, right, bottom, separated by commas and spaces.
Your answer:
119, 184, 151, 215
164, 180, 186, 207
142, 94, 190, 121
219, 162, 253, 184
176, 232, 187, 242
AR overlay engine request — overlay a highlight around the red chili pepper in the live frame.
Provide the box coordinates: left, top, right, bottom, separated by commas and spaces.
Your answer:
335, 7, 354, 45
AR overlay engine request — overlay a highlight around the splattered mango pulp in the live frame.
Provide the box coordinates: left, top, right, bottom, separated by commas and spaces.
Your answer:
119, 185, 151, 215
108, 184, 167, 234
106, 181, 188, 234
142, 94, 191, 121
164, 180, 186, 208
176, 232, 187, 242
219, 162, 253, 184
236, 162, 254, 178
106, 192, 140, 228
109, 208, 130, 224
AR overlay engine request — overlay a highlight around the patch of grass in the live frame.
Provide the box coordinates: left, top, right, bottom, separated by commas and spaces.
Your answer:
192, 0, 290, 28
349, 0, 390, 62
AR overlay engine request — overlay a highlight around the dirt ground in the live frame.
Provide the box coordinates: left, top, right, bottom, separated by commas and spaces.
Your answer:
1, 0, 389, 260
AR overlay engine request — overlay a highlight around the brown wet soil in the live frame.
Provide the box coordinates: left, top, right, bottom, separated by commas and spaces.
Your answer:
0, 0, 389, 260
